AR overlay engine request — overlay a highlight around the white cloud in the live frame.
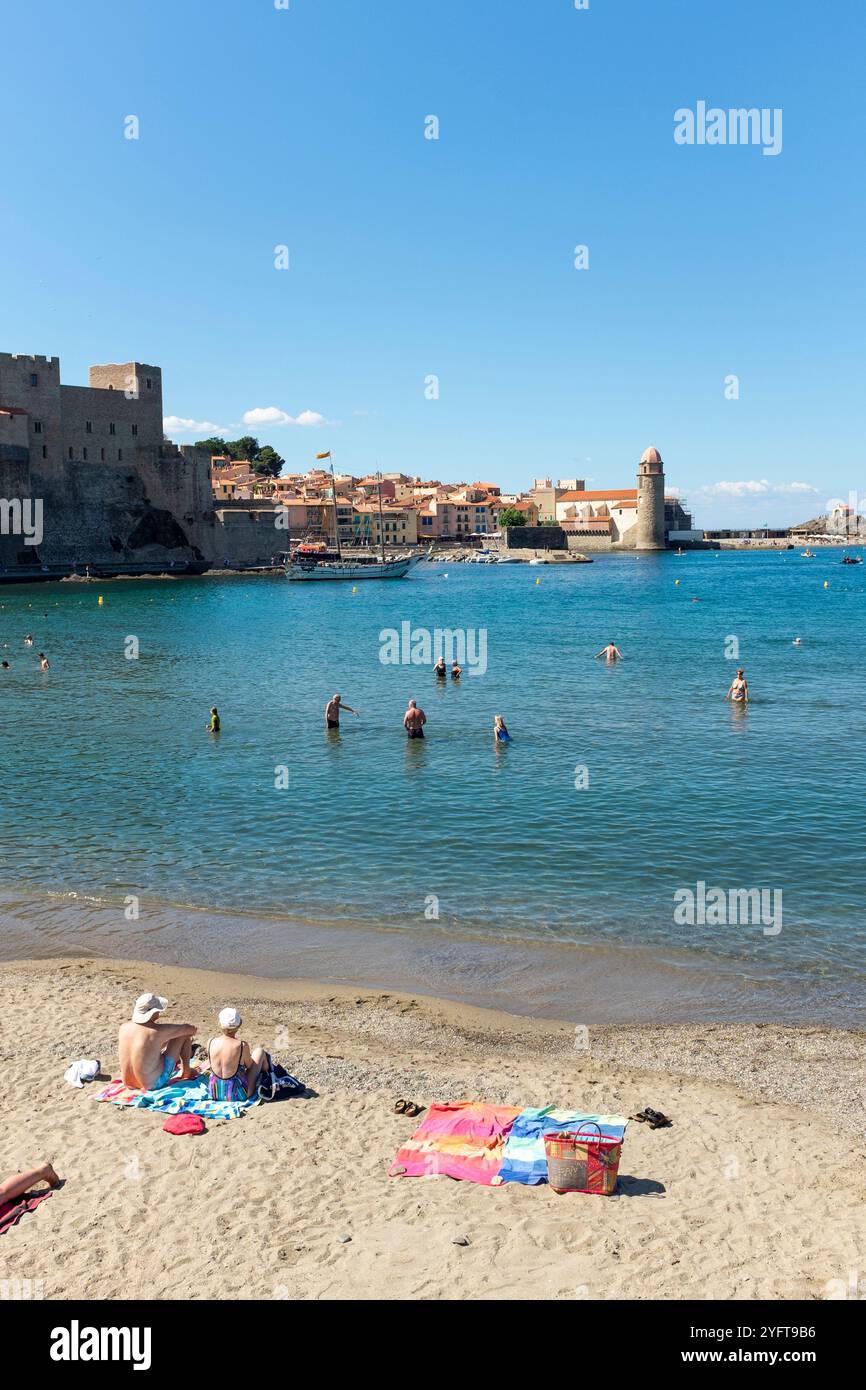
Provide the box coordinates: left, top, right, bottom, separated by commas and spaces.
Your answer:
242, 406, 329, 428
700, 479, 817, 499
163, 416, 226, 434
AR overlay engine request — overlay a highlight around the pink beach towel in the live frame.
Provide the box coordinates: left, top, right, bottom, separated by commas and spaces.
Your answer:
388, 1102, 521, 1184
0, 1189, 53, 1236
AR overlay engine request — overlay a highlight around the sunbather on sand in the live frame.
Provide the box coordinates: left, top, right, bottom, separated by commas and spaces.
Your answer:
202, 1008, 269, 1102
0, 1162, 61, 1207
118, 993, 197, 1090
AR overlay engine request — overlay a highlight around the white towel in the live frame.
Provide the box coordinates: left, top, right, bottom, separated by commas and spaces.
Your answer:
64, 1059, 100, 1088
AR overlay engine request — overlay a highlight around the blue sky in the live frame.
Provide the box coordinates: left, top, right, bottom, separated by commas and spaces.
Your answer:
1, 0, 863, 525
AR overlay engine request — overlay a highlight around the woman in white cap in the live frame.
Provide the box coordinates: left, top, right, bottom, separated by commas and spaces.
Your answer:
204, 1008, 269, 1102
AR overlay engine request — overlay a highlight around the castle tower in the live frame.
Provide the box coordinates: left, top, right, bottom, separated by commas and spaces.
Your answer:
635, 445, 666, 549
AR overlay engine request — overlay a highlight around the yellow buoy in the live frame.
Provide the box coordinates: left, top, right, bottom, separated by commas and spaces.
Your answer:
97, 595, 104, 606
675, 579, 680, 586
352, 585, 358, 594
535, 577, 541, 585
823, 580, 829, 589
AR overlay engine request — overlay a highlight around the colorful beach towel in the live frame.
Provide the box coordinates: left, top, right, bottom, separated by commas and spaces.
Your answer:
495, 1108, 628, 1186
388, 1102, 521, 1184
94, 1074, 260, 1122
0, 1189, 53, 1236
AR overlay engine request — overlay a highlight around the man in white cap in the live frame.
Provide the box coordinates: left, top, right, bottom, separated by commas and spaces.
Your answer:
118, 993, 197, 1091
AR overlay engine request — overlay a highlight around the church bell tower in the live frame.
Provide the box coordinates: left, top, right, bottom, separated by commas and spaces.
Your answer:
635, 445, 666, 549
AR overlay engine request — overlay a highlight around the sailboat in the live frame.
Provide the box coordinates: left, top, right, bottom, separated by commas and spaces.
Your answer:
285, 460, 425, 581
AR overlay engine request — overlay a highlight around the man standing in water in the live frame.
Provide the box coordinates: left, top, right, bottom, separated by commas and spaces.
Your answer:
403, 699, 427, 738
325, 693, 359, 729
725, 669, 749, 703
595, 641, 624, 662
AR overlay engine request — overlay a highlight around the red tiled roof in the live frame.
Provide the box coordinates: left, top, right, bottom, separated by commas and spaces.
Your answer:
558, 488, 638, 502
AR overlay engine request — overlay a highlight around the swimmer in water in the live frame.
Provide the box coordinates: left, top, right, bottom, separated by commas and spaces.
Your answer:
1, 661, 8, 671
793, 637, 801, 646
24, 635, 33, 646
725, 669, 749, 703
38, 652, 49, 671
450, 661, 462, 680
325, 693, 359, 729
433, 658, 447, 680
595, 641, 624, 662
206, 706, 221, 732
493, 714, 511, 743
403, 699, 427, 739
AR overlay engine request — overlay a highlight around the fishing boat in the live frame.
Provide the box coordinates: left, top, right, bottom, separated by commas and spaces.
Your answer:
285, 458, 425, 581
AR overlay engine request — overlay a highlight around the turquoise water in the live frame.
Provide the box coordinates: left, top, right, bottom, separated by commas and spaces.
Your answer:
0, 549, 863, 1025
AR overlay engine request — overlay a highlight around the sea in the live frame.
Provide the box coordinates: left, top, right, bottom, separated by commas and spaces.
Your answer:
0, 546, 863, 1027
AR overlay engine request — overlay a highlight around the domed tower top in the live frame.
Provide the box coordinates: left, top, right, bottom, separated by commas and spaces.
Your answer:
639, 445, 664, 474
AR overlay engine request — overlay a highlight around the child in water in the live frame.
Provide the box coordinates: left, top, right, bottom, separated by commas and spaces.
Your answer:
493, 714, 511, 742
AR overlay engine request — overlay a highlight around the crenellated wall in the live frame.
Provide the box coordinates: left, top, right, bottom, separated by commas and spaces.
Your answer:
0, 352, 224, 574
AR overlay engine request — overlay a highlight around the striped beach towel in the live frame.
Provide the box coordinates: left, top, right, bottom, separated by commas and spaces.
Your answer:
389, 1101, 521, 1185
94, 1074, 260, 1122
495, 1107, 628, 1185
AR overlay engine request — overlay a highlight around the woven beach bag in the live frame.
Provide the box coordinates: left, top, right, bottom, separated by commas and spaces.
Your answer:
543, 1122, 622, 1196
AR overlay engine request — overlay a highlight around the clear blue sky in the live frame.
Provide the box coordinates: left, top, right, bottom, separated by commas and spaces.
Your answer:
2, 0, 863, 525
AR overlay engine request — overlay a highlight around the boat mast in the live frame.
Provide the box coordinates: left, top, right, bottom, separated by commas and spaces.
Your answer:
376, 468, 386, 562
328, 455, 342, 559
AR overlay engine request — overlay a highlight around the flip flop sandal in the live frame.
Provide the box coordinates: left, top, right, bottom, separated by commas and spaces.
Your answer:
403, 1102, 424, 1118
640, 1108, 672, 1128
394, 1099, 408, 1113
629, 1111, 650, 1123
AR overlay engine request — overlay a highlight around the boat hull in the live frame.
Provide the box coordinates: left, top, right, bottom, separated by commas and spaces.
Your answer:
286, 554, 421, 581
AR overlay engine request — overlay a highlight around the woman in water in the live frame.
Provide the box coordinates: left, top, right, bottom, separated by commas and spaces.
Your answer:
206, 706, 221, 732
433, 657, 447, 679
725, 669, 749, 703
38, 652, 49, 671
493, 714, 511, 742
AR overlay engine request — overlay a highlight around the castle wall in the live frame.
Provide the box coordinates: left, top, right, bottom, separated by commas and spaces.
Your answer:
0, 410, 36, 568
0, 352, 218, 573
213, 505, 285, 566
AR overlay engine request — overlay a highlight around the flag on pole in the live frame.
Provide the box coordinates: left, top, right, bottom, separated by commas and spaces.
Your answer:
316, 451, 331, 460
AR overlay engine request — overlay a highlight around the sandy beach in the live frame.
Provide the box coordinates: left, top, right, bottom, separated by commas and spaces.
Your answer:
1, 956, 863, 1302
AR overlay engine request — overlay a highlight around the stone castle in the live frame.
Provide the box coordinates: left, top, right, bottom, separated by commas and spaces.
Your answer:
0, 352, 217, 575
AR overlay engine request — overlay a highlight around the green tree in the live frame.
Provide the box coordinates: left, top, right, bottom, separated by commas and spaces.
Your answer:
198, 437, 228, 456
252, 445, 285, 478
224, 436, 260, 462
497, 507, 527, 528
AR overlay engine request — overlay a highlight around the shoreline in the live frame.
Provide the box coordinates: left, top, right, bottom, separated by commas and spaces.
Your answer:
4, 954, 865, 1135
1, 955, 864, 1301
1, 887, 860, 1031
